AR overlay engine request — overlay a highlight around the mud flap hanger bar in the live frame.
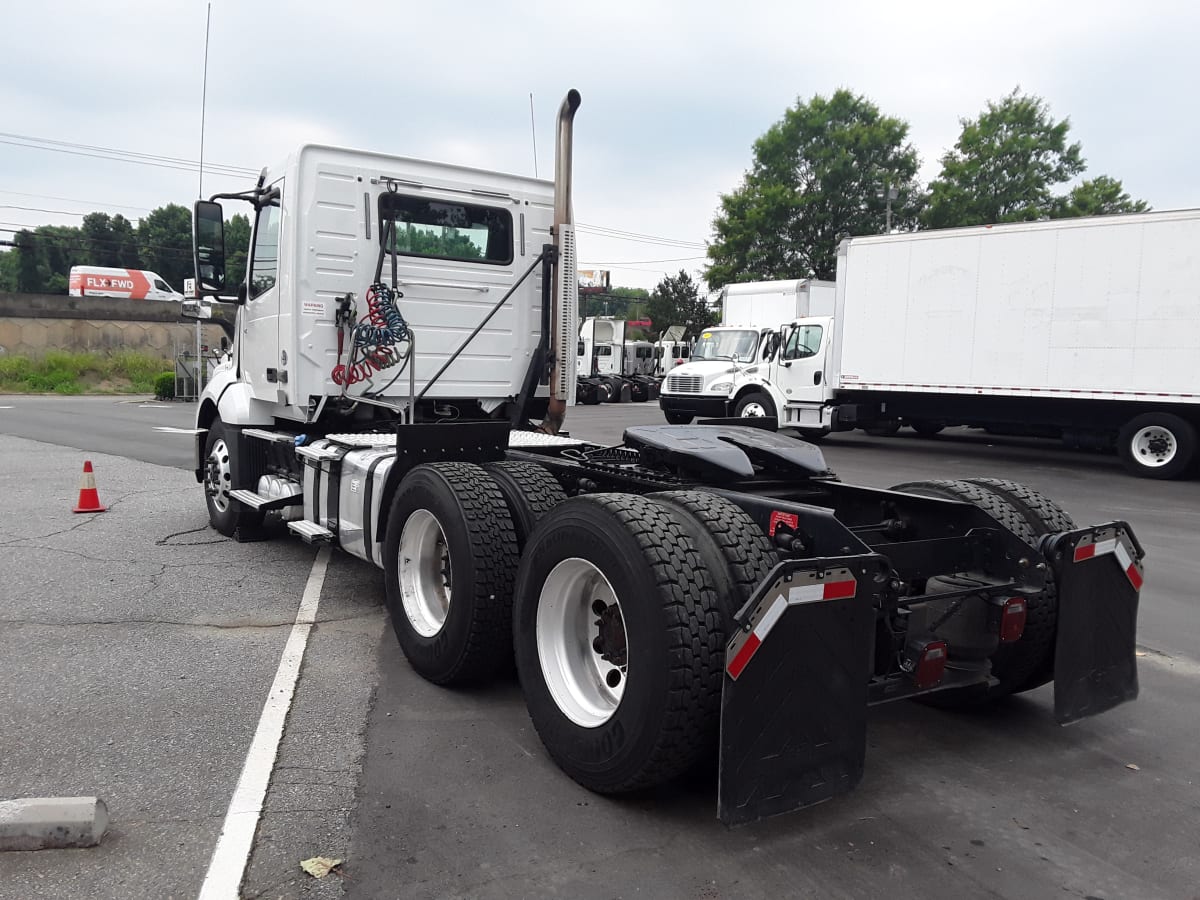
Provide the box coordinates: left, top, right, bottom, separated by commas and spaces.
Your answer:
718, 554, 884, 826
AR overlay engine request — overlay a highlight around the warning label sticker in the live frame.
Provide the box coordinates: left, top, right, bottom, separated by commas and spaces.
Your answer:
301, 300, 326, 317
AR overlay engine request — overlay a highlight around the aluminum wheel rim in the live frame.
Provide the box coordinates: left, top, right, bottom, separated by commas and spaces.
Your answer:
1132, 426, 1176, 468
536, 558, 628, 728
740, 401, 768, 417
205, 438, 232, 512
398, 509, 452, 637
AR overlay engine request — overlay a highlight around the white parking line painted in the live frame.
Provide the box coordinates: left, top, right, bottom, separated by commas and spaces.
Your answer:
198, 547, 330, 900
152, 426, 204, 435
139, 403, 170, 409
0, 406, 13, 410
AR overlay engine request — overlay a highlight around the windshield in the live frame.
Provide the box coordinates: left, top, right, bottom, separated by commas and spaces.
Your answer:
691, 329, 758, 361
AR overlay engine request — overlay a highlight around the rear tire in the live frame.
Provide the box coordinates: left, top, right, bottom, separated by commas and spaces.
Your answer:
513, 494, 725, 793
650, 490, 779, 630
484, 460, 567, 549
383, 463, 519, 685
1117, 412, 1196, 479
890, 478, 1075, 703
864, 420, 901, 436
664, 411, 693, 425
909, 419, 945, 436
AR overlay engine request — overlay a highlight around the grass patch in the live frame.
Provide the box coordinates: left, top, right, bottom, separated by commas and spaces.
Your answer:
0, 351, 173, 395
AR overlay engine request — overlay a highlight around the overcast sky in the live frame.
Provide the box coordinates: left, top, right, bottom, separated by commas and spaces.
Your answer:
2, 0, 1198, 290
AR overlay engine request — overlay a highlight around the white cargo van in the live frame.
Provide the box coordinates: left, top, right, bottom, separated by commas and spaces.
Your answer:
68, 266, 184, 301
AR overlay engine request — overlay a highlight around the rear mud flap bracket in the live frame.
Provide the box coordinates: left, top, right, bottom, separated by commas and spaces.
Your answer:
1048, 523, 1143, 725
718, 555, 881, 826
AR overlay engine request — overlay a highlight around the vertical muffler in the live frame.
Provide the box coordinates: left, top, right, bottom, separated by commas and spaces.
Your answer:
540, 89, 581, 434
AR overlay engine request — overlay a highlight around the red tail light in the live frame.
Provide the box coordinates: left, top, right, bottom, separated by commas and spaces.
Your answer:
904, 637, 948, 689
998, 597, 1026, 643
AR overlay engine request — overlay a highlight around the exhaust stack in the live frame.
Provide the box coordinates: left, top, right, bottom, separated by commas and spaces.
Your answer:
540, 89, 581, 435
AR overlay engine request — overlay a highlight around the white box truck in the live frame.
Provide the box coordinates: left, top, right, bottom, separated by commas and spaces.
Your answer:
727, 209, 1200, 478
658, 279, 833, 423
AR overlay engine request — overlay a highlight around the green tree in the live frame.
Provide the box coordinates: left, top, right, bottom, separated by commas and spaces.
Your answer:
137, 204, 193, 290
707, 90, 923, 286
0, 248, 17, 292
923, 90, 1086, 228
1051, 175, 1150, 218
80, 212, 115, 266
225, 213, 251, 288
109, 214, 140, 268
14, 230, 42, 292
647, 270, 716, 333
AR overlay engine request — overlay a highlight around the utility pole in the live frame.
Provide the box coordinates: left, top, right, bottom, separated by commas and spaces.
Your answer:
883, 181, 898, 233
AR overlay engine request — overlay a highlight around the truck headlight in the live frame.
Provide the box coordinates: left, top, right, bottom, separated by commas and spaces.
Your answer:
709, 381, 732, 394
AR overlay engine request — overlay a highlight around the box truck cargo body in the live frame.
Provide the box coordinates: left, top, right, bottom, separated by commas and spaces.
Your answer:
727, 209, 1200, 478
658, 279, 833, 424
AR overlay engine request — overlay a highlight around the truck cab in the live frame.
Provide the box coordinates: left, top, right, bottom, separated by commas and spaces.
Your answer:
727, 316, 838, 434
657, 325, 768, 424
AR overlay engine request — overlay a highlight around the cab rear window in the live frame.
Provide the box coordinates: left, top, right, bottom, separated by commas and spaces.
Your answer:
378, 194, 513, 265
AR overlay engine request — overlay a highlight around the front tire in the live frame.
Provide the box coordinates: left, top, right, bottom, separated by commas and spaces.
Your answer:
513, 494, 725, 793
733, 391, 775, 419
383, 463, 519, 685
663, 411, 693, 425
203, 418, 264, 537
1117, 412, 1196, 479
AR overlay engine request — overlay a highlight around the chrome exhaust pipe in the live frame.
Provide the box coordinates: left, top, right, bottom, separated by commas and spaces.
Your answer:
540, 89, 581, 435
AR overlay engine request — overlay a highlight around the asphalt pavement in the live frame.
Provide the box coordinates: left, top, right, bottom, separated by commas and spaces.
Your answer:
0, 395, 1197, 899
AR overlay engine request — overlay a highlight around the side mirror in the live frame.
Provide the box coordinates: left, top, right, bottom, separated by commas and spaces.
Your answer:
193, 200, 228, 299
764, 333, 781, 361
181, 298, 213, 320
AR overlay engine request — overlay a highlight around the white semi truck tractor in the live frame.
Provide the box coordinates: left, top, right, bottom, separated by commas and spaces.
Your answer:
185, 90, 1145, 825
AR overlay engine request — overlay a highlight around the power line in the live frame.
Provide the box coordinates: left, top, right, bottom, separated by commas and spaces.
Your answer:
0, 189, 151, 213
0, 136, 257, 178
576, 222, 706, 249
0, 205, 96, 217
578, 254, 707, 265
0, 131, 257, 175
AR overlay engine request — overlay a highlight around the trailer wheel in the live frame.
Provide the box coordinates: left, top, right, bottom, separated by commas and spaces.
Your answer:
483, 461, 568, 549
1117, 412, 1197, 479
663, 411, 693, 425
650, 490, 779, 630
203, 419, 264, 537
890, 478, 1074, 701
383, 463, 519, 685
513, 494, 724, 793
734, 391, 776, 418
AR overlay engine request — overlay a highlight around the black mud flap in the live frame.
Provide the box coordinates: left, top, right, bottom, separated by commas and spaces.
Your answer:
1048, 523, 1144, 725
718, 555, 881, 826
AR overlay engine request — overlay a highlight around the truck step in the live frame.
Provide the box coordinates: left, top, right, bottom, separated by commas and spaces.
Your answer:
287, 520, 335, 544
242, 428, 299, 444
229, 489, 301, 512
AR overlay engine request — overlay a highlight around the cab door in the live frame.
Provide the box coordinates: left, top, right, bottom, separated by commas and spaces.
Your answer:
242, 186, 283, 401
777, 316, 832, 404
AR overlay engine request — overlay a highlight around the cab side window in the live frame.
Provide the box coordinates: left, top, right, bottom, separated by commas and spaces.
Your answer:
782, 325, 823, 360
249, 200, 281, 299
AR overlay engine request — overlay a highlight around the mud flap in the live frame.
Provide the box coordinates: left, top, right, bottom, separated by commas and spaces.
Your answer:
1048, 523, 1143, 725
717, 556, 881, 826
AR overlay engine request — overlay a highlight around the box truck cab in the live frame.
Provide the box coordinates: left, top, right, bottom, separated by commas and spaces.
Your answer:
68, 266, 184, 301
727, 317, 836, 434
657, 279, 833, 425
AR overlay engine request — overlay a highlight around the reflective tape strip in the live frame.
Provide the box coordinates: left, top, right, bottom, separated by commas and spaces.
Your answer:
1074, 536, 1143, 591
726, 577, 858, 679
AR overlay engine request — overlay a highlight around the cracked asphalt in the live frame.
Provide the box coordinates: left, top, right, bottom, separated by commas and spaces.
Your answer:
1, 397, 1199, 899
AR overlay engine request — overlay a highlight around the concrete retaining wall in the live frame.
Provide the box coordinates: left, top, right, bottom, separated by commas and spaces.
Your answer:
0, 292, 230, 358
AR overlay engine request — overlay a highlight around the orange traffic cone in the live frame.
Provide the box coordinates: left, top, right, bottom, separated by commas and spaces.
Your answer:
73, 460, 107, 514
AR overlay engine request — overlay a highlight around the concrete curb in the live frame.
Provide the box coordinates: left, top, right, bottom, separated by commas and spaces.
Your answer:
0, 797, 109, 851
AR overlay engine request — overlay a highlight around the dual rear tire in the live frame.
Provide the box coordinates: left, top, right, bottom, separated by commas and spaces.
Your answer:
382, 468, 776, 794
